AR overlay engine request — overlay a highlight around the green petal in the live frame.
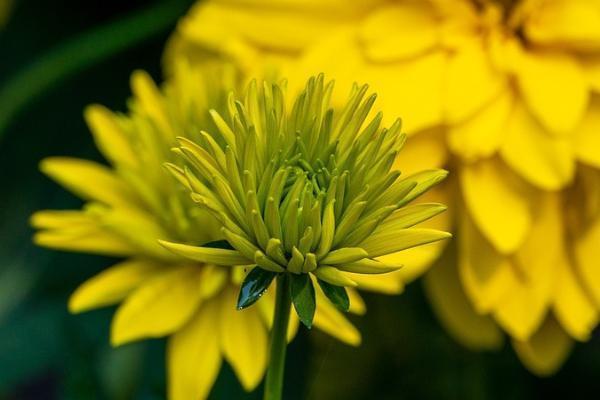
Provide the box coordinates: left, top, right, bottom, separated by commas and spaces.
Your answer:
360, 228, 452, 258
336, 258, 401, 274
320, 248, 369, 265
397, 169, 448, 207
313, 266, 357, 287
158, 240, 248, 266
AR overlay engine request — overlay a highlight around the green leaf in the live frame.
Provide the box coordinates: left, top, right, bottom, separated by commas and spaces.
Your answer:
237, 268, 277, 309
318, 279, 350, 312
290, 274, 316, 328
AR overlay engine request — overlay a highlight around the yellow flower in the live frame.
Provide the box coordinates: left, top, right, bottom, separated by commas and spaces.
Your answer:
159, 73, 450, 329
32, 62, 390, 399
168, 0, 600, 374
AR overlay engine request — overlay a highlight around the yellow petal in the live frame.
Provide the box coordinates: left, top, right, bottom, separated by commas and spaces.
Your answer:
514, 192, 563, 285
168, 299, 222, 400
296, 29, 445, 132
379, 184, 451, 284
313, 286, 361, 346
423, 246, 504, 350
460, 158, 533, 254
457, 213, 519, 313
493, 194, 561, 339
444, 41, 506, 124
219, 287, 268, 391
69, 259, 162, 313
575, 217, 600, 306
111, 266, 203, 346
130, 70, 172, 140
32, 210, 138, 256
40, 157, 136, 207
100, 208, 177, 261
553, 260, 598, 341
178, 1, 370, 56
512, 316, 573, 376
345, 270, 404, 295
583, 56, 600, 91
393, 127, 447, 176
500, 100, 575, 190
346, 288, 366, 316
84, 105, 137, 168
493, 282, 550, 342
575, 95, 600, 168
359, 1, 439, 62
525, 0, 600, 51
448, 90, 512, 161
516, 50, 588, 135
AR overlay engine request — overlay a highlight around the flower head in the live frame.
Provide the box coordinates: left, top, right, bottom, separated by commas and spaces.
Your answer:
168, 0, 600, 374
32, 61, 448, 398
160, 74, 450, 326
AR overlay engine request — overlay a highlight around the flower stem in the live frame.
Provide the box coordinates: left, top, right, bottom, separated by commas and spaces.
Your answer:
263, 273, 291, 400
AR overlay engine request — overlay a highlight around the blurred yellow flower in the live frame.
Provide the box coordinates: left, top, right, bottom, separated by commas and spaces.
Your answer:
168, 0, 600, 374
32, 62, 386, 399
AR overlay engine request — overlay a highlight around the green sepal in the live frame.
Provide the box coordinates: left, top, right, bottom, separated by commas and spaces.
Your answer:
317, 278, 350, 312
290, 274, 316, 328
237, 268, 277, 310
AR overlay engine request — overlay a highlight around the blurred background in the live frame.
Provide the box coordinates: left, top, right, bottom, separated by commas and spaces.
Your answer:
1, 1, 600, 399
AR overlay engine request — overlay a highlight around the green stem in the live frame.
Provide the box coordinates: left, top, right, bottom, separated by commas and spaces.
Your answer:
263, 274, 291, 400
0, 0, 191, 144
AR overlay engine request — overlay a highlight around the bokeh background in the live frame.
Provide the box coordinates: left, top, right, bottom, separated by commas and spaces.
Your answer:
1, 1, 600, 399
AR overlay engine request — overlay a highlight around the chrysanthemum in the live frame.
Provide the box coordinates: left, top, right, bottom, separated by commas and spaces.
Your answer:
32, 61, 448, 398
160, 73, 450, 330
168, 0, 600, 374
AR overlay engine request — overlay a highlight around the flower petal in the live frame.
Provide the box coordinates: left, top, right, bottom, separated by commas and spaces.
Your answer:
159, 240, 249, 266
84, 105, 137, 168
69, 259, 162, 313
130, 71, 173, 139
575, 217, 600, 306
31, 210, 138, 256
345, 270, 404, 295
167, 299, 222, 400
359, 1, 439, 62
424, 246, 504, 350
575, 95, 600, 168
524, 0, 600, 51
40, 157, 136, 207
516, 50, 588, 135
444, 41, 506, 124
460, 157, 533, 254
111, 266, 204, 345
457, 213, 519, 313
219, 287, 268, 391
500, 100, 575, 190
296, 30, 445, 132
378, 185, 451, 283
448, 90, 512, 161
393, 127, 447, 176
512, 316, 573, 376
553, 260, 598, 341
313, 284, 361, 346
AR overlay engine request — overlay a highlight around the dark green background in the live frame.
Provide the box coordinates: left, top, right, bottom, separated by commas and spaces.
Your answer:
1, 1, 599, 398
